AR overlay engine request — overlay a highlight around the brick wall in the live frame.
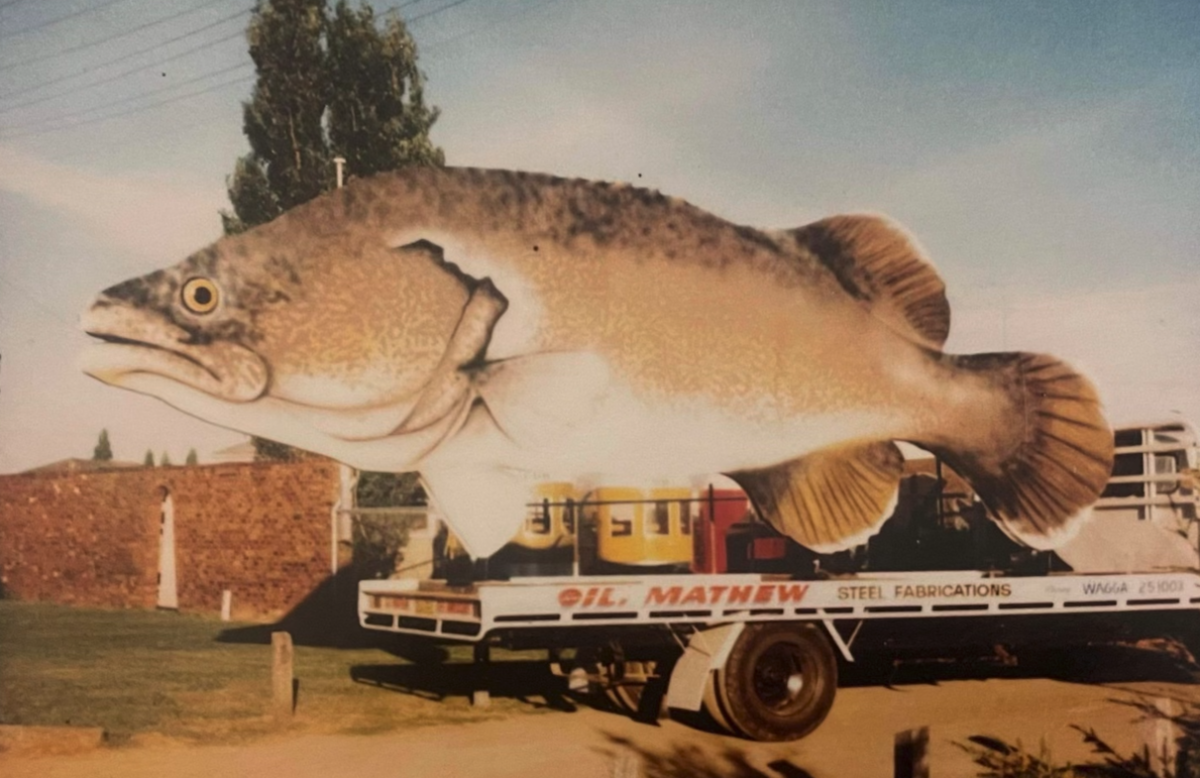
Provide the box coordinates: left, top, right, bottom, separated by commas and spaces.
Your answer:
168, 461, 341, 621
0, 468, 160, 608
0, 460, 342, 620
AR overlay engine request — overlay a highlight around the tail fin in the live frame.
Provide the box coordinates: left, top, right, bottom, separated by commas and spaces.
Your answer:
928, 352, 1113, 549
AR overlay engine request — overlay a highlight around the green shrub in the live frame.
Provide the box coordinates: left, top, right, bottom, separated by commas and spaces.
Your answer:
350, 513, 413, 580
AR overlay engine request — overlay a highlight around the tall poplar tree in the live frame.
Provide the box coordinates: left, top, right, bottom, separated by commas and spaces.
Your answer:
326, 1, 443, 177
222, 0, 444, 466
223, 0, 328, 234
222, 0, 443, 235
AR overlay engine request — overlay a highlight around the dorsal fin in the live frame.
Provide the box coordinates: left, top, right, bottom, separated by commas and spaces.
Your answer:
788, 215, 951, 350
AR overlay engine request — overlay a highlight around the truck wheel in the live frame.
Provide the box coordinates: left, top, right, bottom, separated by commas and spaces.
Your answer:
705, 623, 837, 741
605, 660, 660, 715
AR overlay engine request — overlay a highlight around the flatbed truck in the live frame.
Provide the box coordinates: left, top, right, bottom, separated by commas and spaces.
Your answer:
360, 566, 1200, 741
357, 421, 1200, 742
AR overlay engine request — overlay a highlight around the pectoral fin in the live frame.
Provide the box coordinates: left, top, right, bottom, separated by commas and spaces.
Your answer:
420, 465, 534, 558
727, 441, 904, 553
472, 352, 613, 449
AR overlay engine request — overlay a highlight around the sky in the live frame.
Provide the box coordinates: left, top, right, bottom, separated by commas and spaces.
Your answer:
0, 0, 1197, 473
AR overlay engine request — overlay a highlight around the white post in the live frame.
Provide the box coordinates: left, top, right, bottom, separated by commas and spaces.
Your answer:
333, 156, 346, 189
1142, 697, 1178, 774
220, 589, 233, 622
332, 464, 356, 573
157, 493, 178, 610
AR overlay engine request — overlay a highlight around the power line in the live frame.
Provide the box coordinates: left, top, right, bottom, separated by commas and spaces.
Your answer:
0, 7, 250, 105
3, 61, 252, 134
0, 0, 132, 43
0, 26, 247, 118
0, 0, 237, 74
423, 0, 560, 54
407, 0, 474, 25
7, 0, 490, 154
46, 100, 234, 164
2, 70, 253, 139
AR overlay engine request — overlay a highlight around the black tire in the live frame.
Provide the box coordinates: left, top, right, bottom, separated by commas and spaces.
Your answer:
605, 660, 661, 716
705, 623, 837, 741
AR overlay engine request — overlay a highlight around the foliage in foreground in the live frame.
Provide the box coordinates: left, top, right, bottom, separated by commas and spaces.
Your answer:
961, 701, 1200, 778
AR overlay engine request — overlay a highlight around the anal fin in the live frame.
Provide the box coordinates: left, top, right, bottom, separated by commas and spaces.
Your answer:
727, 441, 904, 553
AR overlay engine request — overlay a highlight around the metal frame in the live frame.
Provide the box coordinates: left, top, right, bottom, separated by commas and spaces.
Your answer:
359, 569, 1200, 643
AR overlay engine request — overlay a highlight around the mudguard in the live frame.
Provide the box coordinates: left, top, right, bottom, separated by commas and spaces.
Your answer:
665, 622, 745, 712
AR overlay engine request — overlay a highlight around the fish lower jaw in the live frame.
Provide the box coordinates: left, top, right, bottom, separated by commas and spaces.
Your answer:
80, 342, 203, 388
79, 339, 267, 404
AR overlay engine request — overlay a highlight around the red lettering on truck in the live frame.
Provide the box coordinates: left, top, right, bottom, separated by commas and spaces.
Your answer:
728, 585, 754, 604
778, 584, 809, 603
645, 586, 682, 607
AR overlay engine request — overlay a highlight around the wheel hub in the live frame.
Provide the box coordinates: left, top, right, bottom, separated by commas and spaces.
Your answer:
753, 643, 808, 712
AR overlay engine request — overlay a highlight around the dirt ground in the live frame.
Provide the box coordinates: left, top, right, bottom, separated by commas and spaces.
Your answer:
3, 672, 1198, 778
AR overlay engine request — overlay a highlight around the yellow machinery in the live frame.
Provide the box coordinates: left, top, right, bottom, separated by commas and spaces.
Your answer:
511, 482, 579, 550
594, 486, 693, 566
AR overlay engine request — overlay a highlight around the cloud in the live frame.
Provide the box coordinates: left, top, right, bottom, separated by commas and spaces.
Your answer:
0, 145, 226, 261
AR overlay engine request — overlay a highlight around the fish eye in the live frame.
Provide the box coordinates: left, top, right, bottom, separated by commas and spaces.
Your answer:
181, 278, 219, 314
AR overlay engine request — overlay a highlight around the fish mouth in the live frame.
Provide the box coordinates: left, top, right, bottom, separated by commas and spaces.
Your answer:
79, 302, 268, 404
85, 331, 220, 382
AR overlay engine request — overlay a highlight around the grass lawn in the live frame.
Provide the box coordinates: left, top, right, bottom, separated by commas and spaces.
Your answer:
0, 601, 562, 745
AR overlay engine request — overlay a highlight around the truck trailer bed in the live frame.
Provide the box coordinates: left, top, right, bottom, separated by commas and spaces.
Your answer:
359, 569, 1200, 642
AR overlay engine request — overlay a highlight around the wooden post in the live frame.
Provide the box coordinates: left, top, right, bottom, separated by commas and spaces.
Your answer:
272, 631, 295, 718
895, 726, 930, 778
471, 642, 491, 708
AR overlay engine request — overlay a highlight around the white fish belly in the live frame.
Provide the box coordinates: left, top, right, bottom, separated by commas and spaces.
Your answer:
440, 357, 910, 485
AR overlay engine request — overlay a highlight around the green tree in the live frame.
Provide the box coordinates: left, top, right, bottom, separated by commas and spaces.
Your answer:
224, 0, 444, 463
143, 450, 155, 467
161, 451, 172, 467
326, 0, 443, 177
185, 448, 198, 466
253, 438, 302, 462
93, 429, 113, 462
223, 0, 328, 234
222, 0, 442, 234
351, 513, 412, 580
222, 156, 280, 235
355, 471, 426, 508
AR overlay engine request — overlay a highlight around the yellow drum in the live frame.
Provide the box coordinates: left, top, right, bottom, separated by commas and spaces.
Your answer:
511, 482, 578, 550
596, 486, 694, 566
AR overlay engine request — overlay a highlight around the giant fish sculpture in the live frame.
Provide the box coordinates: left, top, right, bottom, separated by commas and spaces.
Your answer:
80, 167, 1114, 558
